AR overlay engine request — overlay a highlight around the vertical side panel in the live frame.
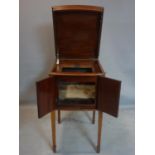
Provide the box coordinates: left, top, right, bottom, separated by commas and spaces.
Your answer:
36, 77, 56, 118
97, 76, 121, 117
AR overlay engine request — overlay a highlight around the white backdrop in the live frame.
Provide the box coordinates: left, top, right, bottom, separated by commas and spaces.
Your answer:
19, 0, 134, 107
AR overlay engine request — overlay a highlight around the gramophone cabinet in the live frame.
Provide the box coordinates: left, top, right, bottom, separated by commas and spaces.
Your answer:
36, 5, 121, 153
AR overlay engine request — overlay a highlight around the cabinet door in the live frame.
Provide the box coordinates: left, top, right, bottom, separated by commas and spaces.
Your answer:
36, 77, 56, 118
97, 76, 121, 117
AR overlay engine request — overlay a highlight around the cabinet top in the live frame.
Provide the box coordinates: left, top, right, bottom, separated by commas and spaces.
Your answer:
52, 5, 104, 59
52, 5, 103, 12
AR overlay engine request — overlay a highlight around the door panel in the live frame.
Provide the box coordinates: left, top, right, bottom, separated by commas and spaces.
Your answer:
97, 76, 121, 117
36, 77, 56, 118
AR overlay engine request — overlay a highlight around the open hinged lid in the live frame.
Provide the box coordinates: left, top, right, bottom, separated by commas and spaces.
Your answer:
52, 5, 104, 59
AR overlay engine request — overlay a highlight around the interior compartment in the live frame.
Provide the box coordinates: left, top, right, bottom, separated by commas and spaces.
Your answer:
58, 82, 96, 105
62, 67, 93, 73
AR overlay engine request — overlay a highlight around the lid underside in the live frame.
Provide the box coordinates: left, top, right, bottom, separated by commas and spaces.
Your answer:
52, 5, 103, 59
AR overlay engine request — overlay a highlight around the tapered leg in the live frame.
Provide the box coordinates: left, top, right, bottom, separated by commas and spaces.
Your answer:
92, 110, 95, 124
58, 109, 61, 124
97, 111, 103, 153
51, 111, 56, 153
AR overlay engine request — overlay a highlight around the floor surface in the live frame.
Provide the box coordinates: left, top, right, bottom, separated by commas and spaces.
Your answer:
19, 105, 135, 155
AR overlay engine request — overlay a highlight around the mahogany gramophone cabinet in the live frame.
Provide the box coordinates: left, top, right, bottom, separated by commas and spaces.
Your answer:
36, 5, 121, 153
